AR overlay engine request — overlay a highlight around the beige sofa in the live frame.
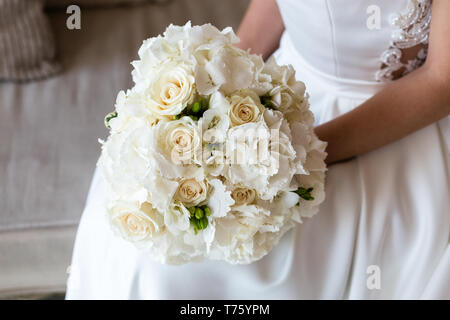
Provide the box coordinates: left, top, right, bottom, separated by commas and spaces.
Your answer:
0, 0, 249, 298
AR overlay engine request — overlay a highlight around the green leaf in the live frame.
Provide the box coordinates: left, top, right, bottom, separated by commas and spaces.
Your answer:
104, 111, 118, 129
260, 93, 277, 110
200, 98, 208, 111
177, 97, 210, 122
293, 187, 315, 201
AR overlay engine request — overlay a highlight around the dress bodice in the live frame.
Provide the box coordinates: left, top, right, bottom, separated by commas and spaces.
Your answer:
276, 0, 431, 82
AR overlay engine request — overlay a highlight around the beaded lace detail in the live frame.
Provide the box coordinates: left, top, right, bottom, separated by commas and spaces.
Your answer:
375, 0, 432, 81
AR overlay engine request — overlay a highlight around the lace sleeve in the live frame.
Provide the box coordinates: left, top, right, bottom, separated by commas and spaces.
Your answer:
375, 0, 432, 82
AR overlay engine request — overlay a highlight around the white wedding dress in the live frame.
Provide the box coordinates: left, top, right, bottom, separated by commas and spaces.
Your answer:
66, 0, 450, 299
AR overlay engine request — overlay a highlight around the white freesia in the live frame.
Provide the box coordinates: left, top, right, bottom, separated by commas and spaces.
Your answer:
164, 203, 191, 235
201, 92, 230, 176
258, 190, 300, 217
290, 171, 326, 222
202, 147, 225, 177
98, 22, 326, 265
202, 92, 230, 142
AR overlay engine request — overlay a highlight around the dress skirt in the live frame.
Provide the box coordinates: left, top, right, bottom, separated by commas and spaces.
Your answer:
66, 33, 450, 299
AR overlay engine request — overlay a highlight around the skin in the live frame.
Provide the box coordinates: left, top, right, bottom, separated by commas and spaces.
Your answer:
236, 0, 450, 165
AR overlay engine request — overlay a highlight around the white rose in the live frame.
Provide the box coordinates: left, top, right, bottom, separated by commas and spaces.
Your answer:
228, 90, 265, 126
174, 178, 208, 207
171, 125, 195, 154
168, 118, 200, 161
138, 62, 195, 117
110, 201, 163, 242
152, 117, 202, 170
231, 187, 256, 206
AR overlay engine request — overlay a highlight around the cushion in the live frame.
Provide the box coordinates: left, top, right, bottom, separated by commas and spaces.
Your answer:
0, 0, 59, 81
45, 0, 161, 9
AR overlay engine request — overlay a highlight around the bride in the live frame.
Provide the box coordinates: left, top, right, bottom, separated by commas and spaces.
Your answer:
66, 0, 449, 299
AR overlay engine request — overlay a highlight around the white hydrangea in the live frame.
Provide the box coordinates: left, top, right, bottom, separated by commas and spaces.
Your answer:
99, 22, 327, 265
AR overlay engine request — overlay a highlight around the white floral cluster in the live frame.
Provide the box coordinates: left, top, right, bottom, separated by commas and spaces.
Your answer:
99, 22, 327, 264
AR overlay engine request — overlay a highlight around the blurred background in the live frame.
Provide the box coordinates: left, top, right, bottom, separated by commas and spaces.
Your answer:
0, 0, 249, 299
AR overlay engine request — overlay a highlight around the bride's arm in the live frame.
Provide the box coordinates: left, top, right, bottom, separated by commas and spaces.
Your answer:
316, 0, 450, 165
236, 0, 284, 59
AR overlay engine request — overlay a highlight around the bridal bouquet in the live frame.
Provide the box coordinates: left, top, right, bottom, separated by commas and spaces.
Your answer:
99, 22, 327, 264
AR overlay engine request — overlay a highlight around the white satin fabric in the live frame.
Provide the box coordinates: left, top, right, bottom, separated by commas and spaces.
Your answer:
66, 0, 450, 299
276, 0, 408, 81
